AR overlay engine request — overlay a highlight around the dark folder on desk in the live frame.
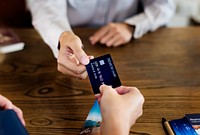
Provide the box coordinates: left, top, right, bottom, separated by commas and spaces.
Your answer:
0, 109, 28, 135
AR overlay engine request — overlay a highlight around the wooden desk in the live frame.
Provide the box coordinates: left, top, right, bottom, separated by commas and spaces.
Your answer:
0, 27, 200, 135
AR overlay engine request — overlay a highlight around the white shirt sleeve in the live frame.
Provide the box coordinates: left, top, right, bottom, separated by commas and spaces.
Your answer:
125, 0, 175, 39
26, 0, 72, 58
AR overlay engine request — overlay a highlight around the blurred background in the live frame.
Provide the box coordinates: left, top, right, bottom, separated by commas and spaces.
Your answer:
0, 0, 31, 27
0, 0, 200, 28
169, 0, 200, 27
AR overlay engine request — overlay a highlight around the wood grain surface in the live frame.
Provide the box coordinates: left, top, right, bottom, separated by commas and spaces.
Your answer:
0, 27, 200, 135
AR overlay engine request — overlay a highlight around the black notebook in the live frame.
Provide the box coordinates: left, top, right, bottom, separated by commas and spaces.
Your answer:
0, 109, 28, 135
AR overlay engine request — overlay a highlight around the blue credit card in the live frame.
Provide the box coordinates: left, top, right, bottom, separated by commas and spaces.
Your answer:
86, 54, 121, 94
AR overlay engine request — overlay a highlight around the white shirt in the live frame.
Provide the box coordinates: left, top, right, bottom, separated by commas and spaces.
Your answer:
27, 0, 175, 58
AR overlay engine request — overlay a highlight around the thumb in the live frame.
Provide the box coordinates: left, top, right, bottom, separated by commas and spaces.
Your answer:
59, 31, 89, 65
75, 50, 90, 65
73, 45, 89, 65
99, 85, 117, 95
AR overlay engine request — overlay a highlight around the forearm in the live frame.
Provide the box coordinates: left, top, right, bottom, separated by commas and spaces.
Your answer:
101, 117, 130, 135
32, 18, 72, 58
27, 0, 72, 58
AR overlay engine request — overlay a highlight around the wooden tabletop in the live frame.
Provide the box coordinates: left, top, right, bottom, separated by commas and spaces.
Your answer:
0, 27, 200, 135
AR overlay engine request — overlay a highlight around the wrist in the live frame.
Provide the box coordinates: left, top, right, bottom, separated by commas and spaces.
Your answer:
124, 23, 135, 35
127, 24, 135, 35
101, 116, 130, 135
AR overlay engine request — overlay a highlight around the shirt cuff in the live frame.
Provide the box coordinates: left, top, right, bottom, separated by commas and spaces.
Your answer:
125, 13, 151, 39
40, 20, 72, 58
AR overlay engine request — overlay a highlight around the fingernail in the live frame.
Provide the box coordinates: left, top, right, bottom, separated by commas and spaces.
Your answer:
81, 55, 89, 65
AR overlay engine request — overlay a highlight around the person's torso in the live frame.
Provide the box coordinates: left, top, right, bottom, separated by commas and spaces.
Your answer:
67, 0, 142, 27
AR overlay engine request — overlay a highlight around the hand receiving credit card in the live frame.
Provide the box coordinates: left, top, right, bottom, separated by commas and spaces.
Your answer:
86, 54, 121, 94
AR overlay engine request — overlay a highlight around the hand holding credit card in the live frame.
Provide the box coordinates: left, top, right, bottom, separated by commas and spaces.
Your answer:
86, 54, 121, 94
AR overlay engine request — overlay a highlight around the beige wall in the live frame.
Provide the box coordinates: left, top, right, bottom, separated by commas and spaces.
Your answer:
168, 0, 200, 27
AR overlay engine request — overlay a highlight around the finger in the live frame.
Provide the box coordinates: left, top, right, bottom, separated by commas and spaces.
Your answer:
115, 86, 131, 95
69, 53, 80, 65
99, 84, 111, 93
13, 105, 26, 126
58, 64, 88, 79
73, 47, 89, 65
88, 55, 94, 60
113, 38, 125, 47
106, 34, 121, 47
100, 31, 115, 44
0, 95, 13, 109
69, 53, 94, 65
98, 97, 101, 104
99, 84, 117, 95
127, 87, 141, 95
65, 36, 89, 65
94, 93, 101, 98
57, 57, 86, 74
58, 47, 77, 65
90, 26, 109, 44
115, 86, 140, 95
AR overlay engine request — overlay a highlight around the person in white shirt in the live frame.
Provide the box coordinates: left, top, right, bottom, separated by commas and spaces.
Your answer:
27, 0, 175, 79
